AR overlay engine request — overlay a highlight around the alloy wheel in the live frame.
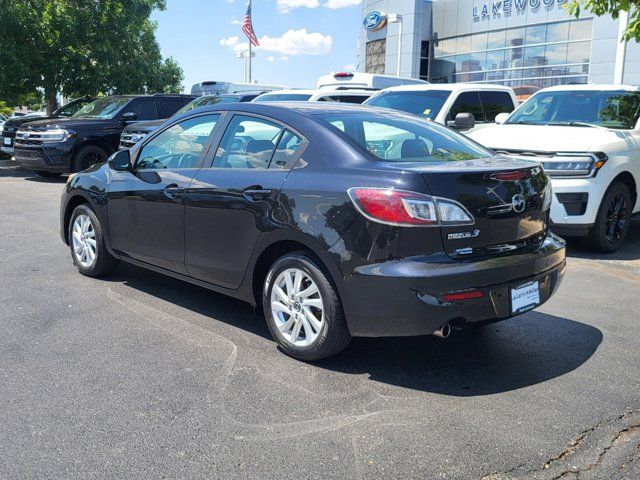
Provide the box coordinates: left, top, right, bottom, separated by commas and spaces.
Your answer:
72, 214, 97, 268
270, 268, 324, 347
605, 194, 628, 243
80, 151, 105, 170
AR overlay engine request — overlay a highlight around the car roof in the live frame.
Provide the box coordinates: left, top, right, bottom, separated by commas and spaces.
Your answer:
536, 84, 640, 93
257, 89, 318, 96
175, 101, 397, 119
380, 83, 514, 93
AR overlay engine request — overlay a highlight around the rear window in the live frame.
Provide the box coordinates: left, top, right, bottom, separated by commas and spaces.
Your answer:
316, 95, 371, 104
320, 113, 490, 163
364, 90, 451, 120
255, 94, 313, 102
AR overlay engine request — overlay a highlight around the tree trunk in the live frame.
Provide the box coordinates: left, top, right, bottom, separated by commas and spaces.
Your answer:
45, 87, 59, 115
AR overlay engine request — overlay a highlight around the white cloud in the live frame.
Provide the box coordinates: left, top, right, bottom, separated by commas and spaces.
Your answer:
219, 36, 239, 47
220, 29, 332, 57
342, 64, 356, 71
280, 56, 290, 61
324, 0, 361, 8
277, 0, 319, 13
267, 56, 277, 62
229, 18, 241, 25
259, 29, 332, 56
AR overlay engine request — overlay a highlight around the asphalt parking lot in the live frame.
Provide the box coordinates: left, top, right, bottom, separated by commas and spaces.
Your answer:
1, 158, 639, 479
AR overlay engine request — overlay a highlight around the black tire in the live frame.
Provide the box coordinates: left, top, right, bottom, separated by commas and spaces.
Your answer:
582, 182, 633, 253
263, 252, 351, 361
35, 171, 62, 178
68, 204, 119, 277
72, 145, 108, 173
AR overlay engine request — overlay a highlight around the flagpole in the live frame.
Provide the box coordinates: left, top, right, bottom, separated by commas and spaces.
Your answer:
248, 0, 253, 84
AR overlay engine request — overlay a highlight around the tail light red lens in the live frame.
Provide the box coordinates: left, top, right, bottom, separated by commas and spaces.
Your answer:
348, 187, 473, 227
348, 188, 437, 225
441, 290, 484, 301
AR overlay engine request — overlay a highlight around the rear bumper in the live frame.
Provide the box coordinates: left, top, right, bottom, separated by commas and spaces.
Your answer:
339, 233, 566, 337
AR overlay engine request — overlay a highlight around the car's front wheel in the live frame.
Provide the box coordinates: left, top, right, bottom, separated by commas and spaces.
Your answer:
69, 204, 119, 276
263, 252, 351, 361
583, 182, 633, 253
72, 145, 108, 172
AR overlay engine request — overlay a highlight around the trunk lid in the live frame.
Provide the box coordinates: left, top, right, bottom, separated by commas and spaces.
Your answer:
392, 157, 550, 259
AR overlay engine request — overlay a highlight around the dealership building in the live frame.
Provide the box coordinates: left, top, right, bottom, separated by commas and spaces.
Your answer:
357, 0, 640, 91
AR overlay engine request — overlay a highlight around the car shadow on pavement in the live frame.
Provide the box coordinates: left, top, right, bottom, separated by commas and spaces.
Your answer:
563, 217, 640, 261
0, 158, 67, 182
317, 315, 602, 396
108, 264, 602, 397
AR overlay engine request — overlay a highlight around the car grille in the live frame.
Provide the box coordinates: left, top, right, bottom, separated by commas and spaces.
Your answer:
14, 130, 44, 146
120, 131, 148, 148
14, 147, 44, 161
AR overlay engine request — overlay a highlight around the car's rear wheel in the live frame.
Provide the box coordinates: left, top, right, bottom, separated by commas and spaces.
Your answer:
263, 252, 351, 361
35, 171, 62, 178
69, 204, 119, 277
583, 182, 633, 253
73, 145, 108, 172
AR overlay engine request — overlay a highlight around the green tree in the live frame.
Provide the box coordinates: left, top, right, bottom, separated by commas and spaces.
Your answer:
567, 0, 640, 42
0, 0, 183, 113
0, 101, 12, 117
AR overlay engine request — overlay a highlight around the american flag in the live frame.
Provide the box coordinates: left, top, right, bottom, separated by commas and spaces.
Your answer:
242, 1, 259, 47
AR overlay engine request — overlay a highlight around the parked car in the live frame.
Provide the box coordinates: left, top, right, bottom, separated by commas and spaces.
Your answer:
119, 92, 263, 149
60, 102, 565, 360
364, 84, 518, 133
13, 94, 195, 177
469, 84, 640, 253
253, 89, 374, 104
2, 97, 94, 154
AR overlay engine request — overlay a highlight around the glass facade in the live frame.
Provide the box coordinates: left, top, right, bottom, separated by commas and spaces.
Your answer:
430, 18, 593, 93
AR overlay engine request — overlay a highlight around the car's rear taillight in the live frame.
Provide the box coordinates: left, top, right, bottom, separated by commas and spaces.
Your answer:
348, 188, 473, 227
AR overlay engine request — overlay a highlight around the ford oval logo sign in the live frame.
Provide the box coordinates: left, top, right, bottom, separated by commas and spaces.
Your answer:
363, 11, 387, 31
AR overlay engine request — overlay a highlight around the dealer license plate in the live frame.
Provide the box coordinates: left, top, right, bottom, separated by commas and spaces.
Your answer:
511, 281, 540, 314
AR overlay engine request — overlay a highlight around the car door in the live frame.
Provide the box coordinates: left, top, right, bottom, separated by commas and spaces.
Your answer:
107, 113, 222, 274
185, 113, 307, 289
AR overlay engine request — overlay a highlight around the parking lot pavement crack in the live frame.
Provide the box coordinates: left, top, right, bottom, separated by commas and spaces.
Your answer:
478, 410, 640, 480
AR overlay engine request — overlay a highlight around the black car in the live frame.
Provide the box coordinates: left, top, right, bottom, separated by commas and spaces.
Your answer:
60, 103, 565, 360
119, 92, 265, 149
14, 94, 196, 177
1, 97, 95, 154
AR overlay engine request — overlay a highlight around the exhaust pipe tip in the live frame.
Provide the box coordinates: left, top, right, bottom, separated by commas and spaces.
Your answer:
432, 323, 451, 339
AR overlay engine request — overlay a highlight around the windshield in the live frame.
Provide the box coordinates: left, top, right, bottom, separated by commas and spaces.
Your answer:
364, 90, 451, 120
72, 97, 130, 119
55, 99, 93, 117
319, 112, 490, 163
176, 95, 238, 115
507, 90, 640, 129
255, 93, 313, 102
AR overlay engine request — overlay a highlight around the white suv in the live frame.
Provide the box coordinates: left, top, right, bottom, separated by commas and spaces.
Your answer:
469, 85, 640, 252
363, 83, 518, 133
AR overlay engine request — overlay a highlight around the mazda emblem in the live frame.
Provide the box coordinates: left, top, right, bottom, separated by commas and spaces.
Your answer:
512, 194, 526, 213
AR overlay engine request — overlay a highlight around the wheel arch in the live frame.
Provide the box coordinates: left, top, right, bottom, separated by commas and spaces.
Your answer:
611, 171, 637, 208
249, 238, 343, 307
62, 193, 95, 245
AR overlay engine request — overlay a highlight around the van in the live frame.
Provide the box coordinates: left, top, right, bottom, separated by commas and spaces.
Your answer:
191, 81, 285, 96
316, 72, 427, 91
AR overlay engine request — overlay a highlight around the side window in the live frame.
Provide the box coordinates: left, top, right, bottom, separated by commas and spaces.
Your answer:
449, 91, 485, 123
480, 91, 515, 122
213, 115, 282, 169
136, 114, 219, 170
271, 130, 304, 169
124, 98, 157, 121
156, 98, 192, 118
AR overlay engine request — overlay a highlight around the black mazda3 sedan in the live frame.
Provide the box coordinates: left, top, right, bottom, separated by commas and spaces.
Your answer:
60, 103, 565, 360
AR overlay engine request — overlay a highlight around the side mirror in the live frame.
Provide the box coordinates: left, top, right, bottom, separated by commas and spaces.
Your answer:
495, 112, 510, 124
120, 111, 137, 123
107, 149, 132, 171
447, 112, 475, 131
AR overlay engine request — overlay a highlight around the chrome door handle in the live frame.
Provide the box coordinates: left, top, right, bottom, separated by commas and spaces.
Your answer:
243, 188, 273, 201
163, 184, 185, 198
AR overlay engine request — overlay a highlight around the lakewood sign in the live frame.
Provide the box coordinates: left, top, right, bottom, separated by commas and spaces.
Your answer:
473, 0, 566, 19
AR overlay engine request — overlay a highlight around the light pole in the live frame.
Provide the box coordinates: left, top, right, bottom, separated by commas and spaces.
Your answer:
387, 13, 403, 77
235, 51, 256, 83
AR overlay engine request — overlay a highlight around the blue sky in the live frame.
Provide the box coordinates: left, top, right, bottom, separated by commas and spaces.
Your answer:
152, 0, 362, 92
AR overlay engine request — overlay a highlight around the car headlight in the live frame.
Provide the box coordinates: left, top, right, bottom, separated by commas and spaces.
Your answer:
40, 129, 72, 143
540, 152, 608, 178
